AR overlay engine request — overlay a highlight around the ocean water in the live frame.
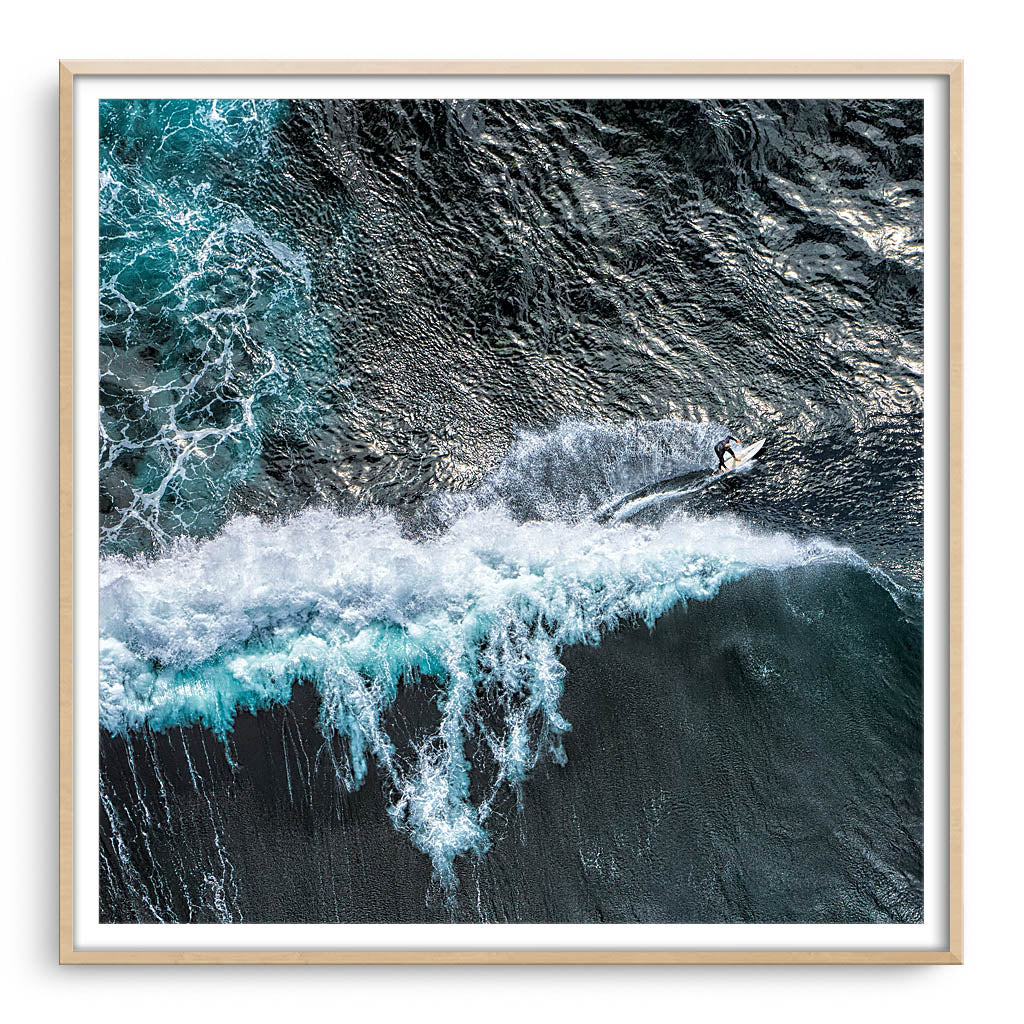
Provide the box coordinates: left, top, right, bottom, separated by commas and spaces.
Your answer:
98, 99, 924, 923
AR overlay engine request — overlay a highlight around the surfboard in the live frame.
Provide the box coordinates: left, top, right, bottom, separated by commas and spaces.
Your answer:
721, 437, 766, 472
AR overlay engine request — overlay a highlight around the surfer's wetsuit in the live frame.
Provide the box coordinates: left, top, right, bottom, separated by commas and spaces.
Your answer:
714, 438, 737, 472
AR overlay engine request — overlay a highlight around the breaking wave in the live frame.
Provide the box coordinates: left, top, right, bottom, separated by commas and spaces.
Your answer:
100, 436, 881, 888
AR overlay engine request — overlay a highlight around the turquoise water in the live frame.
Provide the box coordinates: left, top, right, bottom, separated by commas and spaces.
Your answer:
100, 100, 337, 552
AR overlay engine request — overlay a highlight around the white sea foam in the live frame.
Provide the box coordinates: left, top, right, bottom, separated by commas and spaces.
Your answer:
100, 503, 866, 886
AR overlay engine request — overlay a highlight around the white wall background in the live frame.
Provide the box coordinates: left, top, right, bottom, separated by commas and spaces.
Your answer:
1, 2, 1018, 1018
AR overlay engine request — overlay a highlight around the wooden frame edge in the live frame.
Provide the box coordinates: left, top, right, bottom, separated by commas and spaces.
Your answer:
59, 950, 963, 966
947, 59, 964, 967
57, 58, 964, 77
59, 58, 75, 966
58, 58, 964, 967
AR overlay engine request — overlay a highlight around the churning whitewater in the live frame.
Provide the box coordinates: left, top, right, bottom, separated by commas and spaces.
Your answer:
100, 420, 880, 887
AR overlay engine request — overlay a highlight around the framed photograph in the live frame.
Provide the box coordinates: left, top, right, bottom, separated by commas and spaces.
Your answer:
59, 60, 962, 964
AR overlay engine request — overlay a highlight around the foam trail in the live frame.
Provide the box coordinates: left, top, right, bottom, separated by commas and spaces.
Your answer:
597, 469, 726, 522
100, 504, 872, 886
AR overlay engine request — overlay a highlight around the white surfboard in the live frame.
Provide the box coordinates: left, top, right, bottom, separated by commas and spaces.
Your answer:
721, 437, 765, 472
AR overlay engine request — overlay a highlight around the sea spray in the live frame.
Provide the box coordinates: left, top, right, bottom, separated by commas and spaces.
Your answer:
100, 504, 873, 885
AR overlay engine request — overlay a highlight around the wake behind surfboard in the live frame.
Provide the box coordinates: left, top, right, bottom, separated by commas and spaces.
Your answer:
595, 469, 718, 522
596, 435, 767, 522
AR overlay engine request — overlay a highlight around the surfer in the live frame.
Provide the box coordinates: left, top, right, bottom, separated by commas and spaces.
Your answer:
714, 436, 739, 474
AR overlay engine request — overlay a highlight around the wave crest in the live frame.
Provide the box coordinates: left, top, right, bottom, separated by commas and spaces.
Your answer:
100, 504, 862, 886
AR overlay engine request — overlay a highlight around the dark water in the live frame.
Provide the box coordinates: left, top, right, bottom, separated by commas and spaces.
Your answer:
98, 98, 923, 923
